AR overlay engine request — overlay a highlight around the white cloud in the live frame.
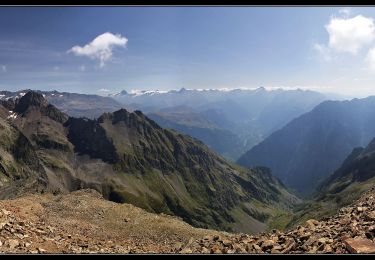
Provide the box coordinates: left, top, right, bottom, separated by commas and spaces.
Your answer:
68, 32, 128, 67
98, 88, 111, 92
326, 15, 375, 54
1, 65, 6, 72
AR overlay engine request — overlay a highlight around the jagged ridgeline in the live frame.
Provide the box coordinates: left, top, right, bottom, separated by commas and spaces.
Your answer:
0, 91, 299, 234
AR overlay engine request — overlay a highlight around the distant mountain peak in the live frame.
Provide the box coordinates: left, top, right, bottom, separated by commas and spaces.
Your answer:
14, 91, 48, 114
12, 90, 68, 123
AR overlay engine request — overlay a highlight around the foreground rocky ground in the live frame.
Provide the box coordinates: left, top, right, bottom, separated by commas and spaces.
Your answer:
0, 189, 221, 253
1, 188, 375, 254
179, 188, 375, 254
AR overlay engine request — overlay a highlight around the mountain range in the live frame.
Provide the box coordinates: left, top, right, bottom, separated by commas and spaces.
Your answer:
111, 87, 328, 160
0, 91, 299, 234
1, 88, 375, 254
0, 90, 124, 119
0, 88, 330, 162
238, 96, 375, 196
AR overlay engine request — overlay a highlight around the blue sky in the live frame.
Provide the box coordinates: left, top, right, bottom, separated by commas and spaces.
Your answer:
1, 7, 375, 97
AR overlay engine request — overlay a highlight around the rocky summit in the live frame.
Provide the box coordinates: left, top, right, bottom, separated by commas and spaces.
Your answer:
0, 188, 375, 254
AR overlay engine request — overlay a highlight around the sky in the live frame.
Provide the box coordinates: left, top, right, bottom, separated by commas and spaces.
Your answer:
1, 6, 375, 97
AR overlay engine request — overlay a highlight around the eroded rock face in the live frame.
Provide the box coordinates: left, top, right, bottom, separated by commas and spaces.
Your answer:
179, 188, 375, 254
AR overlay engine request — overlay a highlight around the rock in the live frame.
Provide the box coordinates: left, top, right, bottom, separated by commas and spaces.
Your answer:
37, 248, 46, 254
261, 240, 275, 251
245, 244, 252, 253
357, 207, 364, 212
1, 209, 11, 216
340, 218, 351, 225
323, 244, 333, 253
305, 236, 317, 247
174, 242, 183, 251
201, 247, 210, 254
203, 235, 211, 241
0, 222, 6, 230
271, 245, 283, 253
308, 246, 317, 254
343, 238, 375, 254
212, 235, 220, 241
221, 239, 232, 247
281, 241, 296, 253
253, 244, 262, 252
306, 219, 319, 229
210, 245, 222, 254
318, 237, 328, 244
365, 212, 375, 221
235, 246, 246, 253
8, 239, 20, 249
365, 232, 373, 239
300, 232, 311, 241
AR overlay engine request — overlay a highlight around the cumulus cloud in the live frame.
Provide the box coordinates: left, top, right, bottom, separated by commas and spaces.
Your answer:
68, 32, 128, 67
1, 65, 6, 72
326, 15, 375, 54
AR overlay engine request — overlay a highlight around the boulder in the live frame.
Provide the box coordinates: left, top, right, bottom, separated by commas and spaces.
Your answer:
343, 238, 375, 254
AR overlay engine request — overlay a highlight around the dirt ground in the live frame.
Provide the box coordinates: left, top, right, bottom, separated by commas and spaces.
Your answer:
0, 189, 222, 253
